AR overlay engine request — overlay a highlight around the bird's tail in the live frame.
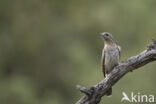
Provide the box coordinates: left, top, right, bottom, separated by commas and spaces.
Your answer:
105, 87, 112, 96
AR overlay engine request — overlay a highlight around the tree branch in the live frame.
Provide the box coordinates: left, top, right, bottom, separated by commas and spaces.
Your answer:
76, 39, 156, 104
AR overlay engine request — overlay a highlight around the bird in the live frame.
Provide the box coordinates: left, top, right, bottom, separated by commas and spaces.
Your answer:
101, 32, 121, 96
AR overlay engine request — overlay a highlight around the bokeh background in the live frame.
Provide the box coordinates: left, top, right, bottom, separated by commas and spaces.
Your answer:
0, 0, 156, 104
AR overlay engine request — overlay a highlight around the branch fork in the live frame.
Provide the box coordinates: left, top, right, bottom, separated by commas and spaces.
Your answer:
76, 39, 156, 104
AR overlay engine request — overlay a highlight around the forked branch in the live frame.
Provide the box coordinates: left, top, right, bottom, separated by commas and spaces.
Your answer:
76, 39, 156, 104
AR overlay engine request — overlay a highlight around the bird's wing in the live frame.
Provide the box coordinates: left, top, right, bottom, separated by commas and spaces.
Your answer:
101, 49, 105, 77
117, 45, 121, 58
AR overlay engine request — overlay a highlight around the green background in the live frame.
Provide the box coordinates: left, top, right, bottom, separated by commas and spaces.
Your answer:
0, 0, 156, 104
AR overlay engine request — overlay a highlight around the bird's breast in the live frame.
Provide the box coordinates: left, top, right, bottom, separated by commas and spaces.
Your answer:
105, 47, 120, 73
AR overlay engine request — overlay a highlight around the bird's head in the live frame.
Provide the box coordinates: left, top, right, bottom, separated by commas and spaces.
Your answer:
100, 32, 114, 44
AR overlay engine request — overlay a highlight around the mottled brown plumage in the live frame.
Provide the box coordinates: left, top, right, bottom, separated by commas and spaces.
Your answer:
101, 32, 121, 96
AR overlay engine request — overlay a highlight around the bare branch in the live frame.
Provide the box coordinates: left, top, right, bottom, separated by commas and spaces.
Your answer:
76, 40, 156, 104
76, 85, 93, 96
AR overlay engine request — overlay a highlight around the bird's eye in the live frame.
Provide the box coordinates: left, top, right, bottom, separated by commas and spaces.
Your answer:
105, 33, 109, 36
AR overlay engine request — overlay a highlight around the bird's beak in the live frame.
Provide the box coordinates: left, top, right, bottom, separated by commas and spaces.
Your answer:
100, 33, 105, 38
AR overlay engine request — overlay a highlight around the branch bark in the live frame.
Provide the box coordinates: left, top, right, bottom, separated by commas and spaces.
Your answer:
76, 39, 156, 104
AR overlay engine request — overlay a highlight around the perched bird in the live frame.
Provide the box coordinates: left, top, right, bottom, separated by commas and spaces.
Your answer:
101, 32, 121, 96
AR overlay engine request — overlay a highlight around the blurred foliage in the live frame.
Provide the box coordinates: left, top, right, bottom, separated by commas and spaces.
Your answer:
0, 0, 156, 104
